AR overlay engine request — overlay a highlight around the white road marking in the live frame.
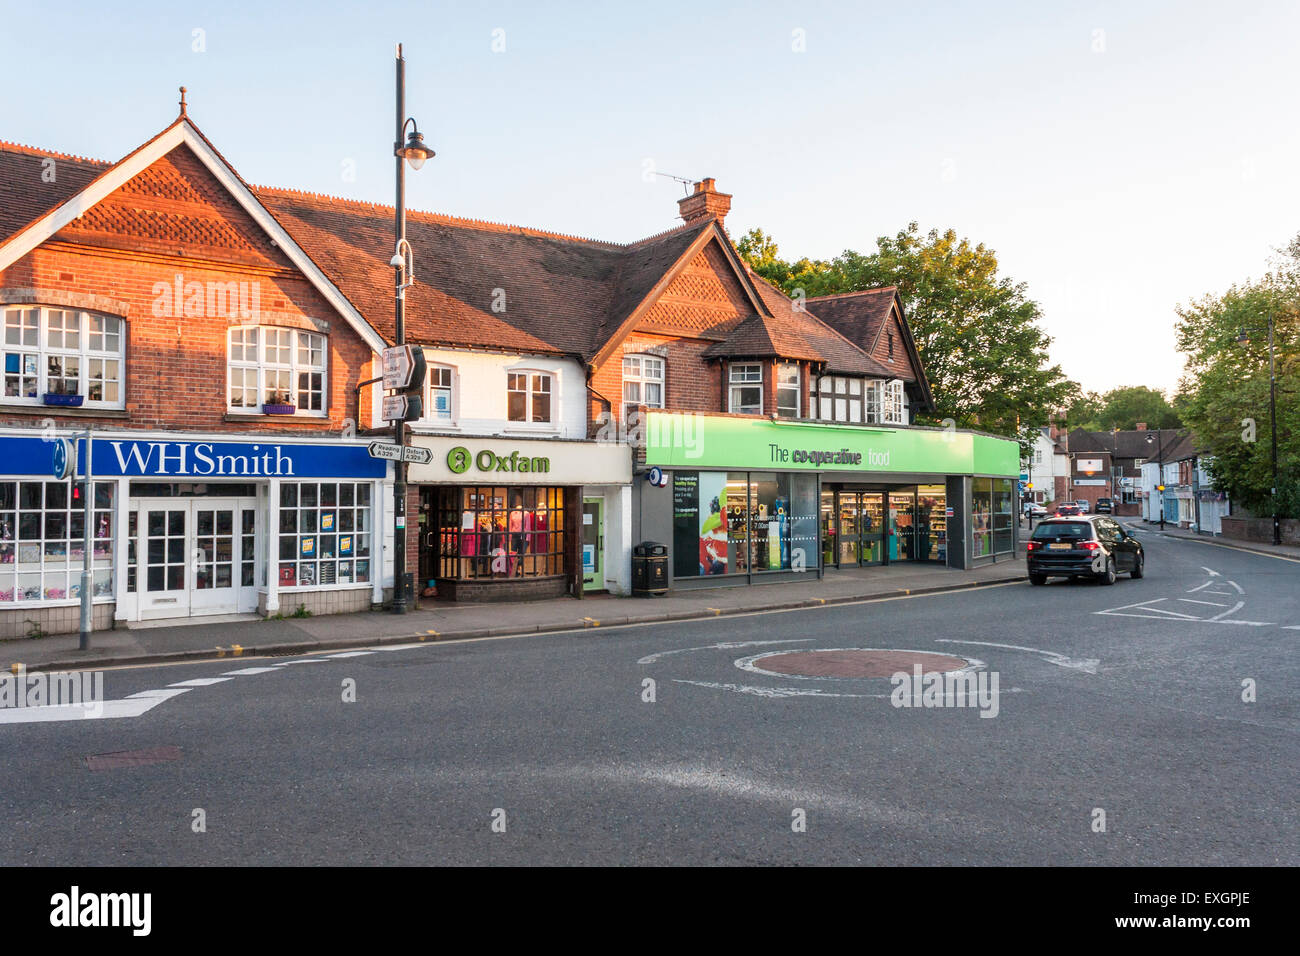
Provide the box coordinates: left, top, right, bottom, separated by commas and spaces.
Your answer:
1187, 580, 1217, 593
125, 688, 193, 701
1283, 626, 1300, 631
0, 687, 194, 724
936, 639, 1099, 674
1097, 599, 1200, 620
673, 679, 1025, 701
271, 659, 329, 666
1201, 567, 1220, 577
370, 644, 428, 652
637, 639, 813, 666
323, 651, 376, 658
168, 677, 233, 687
1225, 580, 1245, 594
221, 666, 279, 675
1178, 598, 1230, 607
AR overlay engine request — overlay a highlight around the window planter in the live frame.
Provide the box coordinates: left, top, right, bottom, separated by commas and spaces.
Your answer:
43, 393, 84, 407
262, 403, 296, 415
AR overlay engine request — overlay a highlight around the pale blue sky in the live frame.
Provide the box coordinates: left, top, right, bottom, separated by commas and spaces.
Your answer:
3, 0, 1297, 396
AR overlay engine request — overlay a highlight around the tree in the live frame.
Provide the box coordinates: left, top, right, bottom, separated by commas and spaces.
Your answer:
1174, 240, 1299, 518
736, 223, 1077, 452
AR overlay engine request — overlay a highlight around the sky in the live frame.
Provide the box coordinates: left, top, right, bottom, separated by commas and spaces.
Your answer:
2, 0, 1297, 397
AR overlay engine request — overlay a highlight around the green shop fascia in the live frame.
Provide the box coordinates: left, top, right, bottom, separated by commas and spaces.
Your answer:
637, 411, 1021, 587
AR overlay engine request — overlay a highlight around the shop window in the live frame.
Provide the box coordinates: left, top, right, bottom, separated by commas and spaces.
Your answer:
993, 479, 1013, 553
277, 482, 371, 588
433, 486, 565, 579
427, 364, 455, 421
728, 364, 762, 414
971, 479, 993, 558
622, 354, 665, 408
3, 307, 124, 407
863, 380, 881, 423
776, 363, 800, 418
0, 480, 114, 603
671, 471, 816, 576
228, 326, 327, 415
507, 371, 553, 423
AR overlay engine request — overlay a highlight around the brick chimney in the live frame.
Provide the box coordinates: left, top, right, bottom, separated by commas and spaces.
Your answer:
678, 177, 731, 227
1135, 422, 1147, 431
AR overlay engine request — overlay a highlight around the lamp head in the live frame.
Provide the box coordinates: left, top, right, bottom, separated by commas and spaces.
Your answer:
397, 128, 434, 170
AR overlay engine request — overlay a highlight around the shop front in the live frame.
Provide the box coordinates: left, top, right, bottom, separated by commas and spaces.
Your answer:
637, 412, 1020, 590
405, 436, 632, 602
0, 430, 386, 637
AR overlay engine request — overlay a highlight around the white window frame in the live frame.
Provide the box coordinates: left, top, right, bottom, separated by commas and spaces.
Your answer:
226, 326, 328, 417
776, 362, 801, 418
622, 353, 665, 409
3, 306, 125, 409
507, 369, 554, 424
882, 379, 905, 425
728, 363, 763, 415
425, 363, 457, 423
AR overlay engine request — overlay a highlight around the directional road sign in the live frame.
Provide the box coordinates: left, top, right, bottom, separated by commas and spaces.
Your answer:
367, 442, 433, 464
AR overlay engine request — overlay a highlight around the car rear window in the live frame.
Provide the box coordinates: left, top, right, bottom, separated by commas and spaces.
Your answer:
1031, 522, 1093, 540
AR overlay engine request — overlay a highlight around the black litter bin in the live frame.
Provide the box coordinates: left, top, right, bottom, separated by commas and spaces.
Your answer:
632, 541, 669, 596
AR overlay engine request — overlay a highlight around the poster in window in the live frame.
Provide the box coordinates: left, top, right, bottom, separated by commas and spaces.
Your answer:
321, 512, 334, 532
339, 535, 353, 557
319, 561, 336, 585
279, 564, 296, 586
300, 536, 315, 557
697, 472, 729, 576
298, 563, 317, 586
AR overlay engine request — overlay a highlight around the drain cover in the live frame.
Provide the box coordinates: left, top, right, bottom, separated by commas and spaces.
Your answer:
86, 746, 183, 771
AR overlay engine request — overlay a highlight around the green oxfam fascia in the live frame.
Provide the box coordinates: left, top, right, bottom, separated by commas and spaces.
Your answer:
644, 412, 1019, 477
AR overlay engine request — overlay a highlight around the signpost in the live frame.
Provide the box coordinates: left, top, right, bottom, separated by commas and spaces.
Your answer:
381, 394, 422, 422
367, 441, 433, 465
381, 344, 426, 391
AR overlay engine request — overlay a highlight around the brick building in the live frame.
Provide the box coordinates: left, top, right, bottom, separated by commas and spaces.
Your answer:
1, 101, 1023, 634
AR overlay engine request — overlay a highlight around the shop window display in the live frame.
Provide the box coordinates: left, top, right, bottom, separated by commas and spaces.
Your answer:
433, 486, 565, 580
278, 482, 371, 588
0, 480, 113, 602
672, 471, 817, 576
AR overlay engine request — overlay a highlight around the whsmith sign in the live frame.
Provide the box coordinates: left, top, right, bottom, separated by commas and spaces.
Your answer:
0, 437, 385, 479
644, 412, 1019, 477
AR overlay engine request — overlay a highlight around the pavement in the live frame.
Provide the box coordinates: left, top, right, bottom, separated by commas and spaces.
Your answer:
2, 556, 1027, 673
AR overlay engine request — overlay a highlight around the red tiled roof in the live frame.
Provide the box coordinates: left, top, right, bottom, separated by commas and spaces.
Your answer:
0, 142, 111, 245
804, 287, 897, 354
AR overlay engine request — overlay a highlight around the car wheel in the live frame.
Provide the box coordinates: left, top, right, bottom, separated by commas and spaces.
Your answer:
1131, 554, 1144, 579
1029, 573, 1047, 586
1099, 557, 1117, 586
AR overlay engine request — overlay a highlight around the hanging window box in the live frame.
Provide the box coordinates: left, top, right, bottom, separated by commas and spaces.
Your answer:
263, 403, 296, 415
43, 393, 84, 407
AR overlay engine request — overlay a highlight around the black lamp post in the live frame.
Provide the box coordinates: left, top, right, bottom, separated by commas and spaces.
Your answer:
1146, 430, 1165, 530
390, 43, 434, 614
1237, 310, 1281, 547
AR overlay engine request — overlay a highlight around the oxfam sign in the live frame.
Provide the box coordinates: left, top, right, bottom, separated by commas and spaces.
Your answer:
447, 446, 551, 475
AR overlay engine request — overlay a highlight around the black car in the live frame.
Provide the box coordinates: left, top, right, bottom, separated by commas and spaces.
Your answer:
1095, 497, 1114, 514
1026, 516, 1144, 586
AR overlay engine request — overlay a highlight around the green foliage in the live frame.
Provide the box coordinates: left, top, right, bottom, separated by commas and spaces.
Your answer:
24, 618, 46, 640
1174, 238, 1299, 517
735, 223, 1077, 454
1064, 386, 1181, 431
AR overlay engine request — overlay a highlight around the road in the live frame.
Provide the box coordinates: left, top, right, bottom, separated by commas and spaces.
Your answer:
1, 526, 1296, 865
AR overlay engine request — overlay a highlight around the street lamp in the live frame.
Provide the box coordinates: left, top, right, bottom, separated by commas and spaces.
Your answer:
1236, 310, 1281, 547
390, 43, 433, 614
1146, 430, 1165, 530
